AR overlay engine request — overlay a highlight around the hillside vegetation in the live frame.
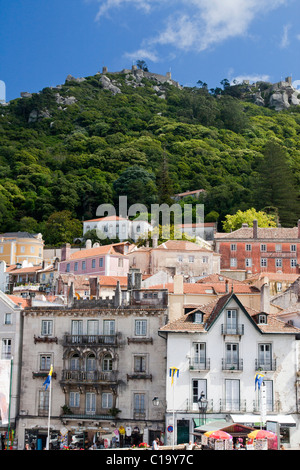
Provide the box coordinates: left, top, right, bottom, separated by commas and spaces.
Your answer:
0, 70, 300, 244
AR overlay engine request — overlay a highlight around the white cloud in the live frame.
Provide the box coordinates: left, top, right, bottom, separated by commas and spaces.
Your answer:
92, 0, 290, 58
124, 48, 160, 63
280, 24, 291, 48
230, 74, 271, 85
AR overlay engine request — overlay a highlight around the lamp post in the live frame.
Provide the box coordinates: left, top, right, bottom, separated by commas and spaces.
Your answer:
197, 392, 208, 427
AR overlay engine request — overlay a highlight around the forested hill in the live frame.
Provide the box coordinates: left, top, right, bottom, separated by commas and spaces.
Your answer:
0, 68, 300, 245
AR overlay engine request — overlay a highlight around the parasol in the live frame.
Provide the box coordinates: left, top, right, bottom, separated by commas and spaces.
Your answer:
204, 430, 233, 440
247, 430, 276, 439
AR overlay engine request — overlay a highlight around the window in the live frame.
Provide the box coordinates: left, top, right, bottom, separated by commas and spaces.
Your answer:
39, 390, 49, 416
69, 392, 80, 408
134, 393, 145, 414
82, 261, 86, 270
135, 319, 147, 336
118, 258, 123, 267
189, 256, 194, 263
70, 354, 80, 370
230, 258, 237, 267
258, 314, 267, 324
40, 355, 51, 371
225, 379, 240, 411
30, 246, 35, 253
192, 379, 207, 404
103, 320, 115, 336
74, 262, 78, 272
291, 244, 297, 252
87, 320, 99, 336
193, 343, 206, 365
66, 263, 70, 272
86, 354, 96, 372
276, 282, 282, 292
99, 258, 103, 267
134, 355, 146, 373
245, 244, 252, 251
41, 320, 53, 336
1, 339, 11, 359
225, 343, 239, 368
230, 244, 237, 251
0, 246, 3, 253
92, 259, 96, 268
5, 313, 12, 325
71, 320, 83, 343
261, 244, 267, 252
193, 312, 203, 324
258, 343, 272, 369
275, 259, 282, 268
202, 257, 208, 263
261, 258, 267, 267
245, 258, 252, 268
275, 244, 282, 252
177, 255, 183, 262
86, 393, 96, 415
102, 392, 113, 409
20, 246, 25, 253
103, 354, 113, 371
226, 309, 237, 334
291, 259, 297, 267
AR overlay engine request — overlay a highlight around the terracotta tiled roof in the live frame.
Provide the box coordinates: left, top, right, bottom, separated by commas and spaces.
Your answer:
153, 240, 212, 251
215, 227, 299, 240
69, 245, 124, 260
148, 281, 259, 294
160, 293, 300, 334
83, 216, 128, 222
9, 266, 42, 274
99, 276, 128, 286
7, 295, 31, 308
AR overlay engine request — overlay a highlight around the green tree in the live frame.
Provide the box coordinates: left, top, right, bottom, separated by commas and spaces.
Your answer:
222, 208, 277, 232
44, 211, 82, 245
113, 165, 157, 208
256, 140, 300, 227
156, 154, 174, 205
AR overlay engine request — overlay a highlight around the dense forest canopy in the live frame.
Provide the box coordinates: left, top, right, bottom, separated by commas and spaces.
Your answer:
0, 70, 300, 245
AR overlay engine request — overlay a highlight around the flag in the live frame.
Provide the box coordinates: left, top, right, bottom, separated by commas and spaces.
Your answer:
255, 372, 264, 390
43, 365, 53, 391
169, 367, 179, 385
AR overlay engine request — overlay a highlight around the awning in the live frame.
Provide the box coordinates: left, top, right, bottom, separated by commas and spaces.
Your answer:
194, 419, 231, 432
230, 414, 296, 427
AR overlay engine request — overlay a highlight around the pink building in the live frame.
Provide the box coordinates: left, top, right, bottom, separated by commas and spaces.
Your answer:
59, 243, 129, 277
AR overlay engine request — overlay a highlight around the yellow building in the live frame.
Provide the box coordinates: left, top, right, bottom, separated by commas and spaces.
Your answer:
0, 232, 44, 266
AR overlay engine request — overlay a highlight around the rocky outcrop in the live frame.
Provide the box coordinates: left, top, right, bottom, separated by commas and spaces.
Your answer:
99, 75, 121, 95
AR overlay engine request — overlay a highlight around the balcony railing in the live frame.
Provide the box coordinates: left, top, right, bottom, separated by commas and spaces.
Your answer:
61, 369, 118, 384
221, 324, 244, 335
255, 359, 277, 371
222, 359, 243, 371
63, 334, 118, 347
189, 358, 211, 371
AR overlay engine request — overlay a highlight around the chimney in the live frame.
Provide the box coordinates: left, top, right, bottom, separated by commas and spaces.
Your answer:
85, 239, 92, 249
298, 219, 300, 239
152, 235, 158, 249
174, 275, 184, 295
61, 243, 71, 261
253, 219, 258, 239
113, 281, 122, 307
260, 281, 270, 313
225, 279, 229, 293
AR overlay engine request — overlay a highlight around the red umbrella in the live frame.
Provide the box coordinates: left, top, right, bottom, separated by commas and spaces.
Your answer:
248, 430, 276, 439
204, 430, 232, 440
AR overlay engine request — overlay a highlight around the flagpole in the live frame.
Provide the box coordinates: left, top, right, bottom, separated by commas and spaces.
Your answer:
46, 364, 53, 450
6, 357, 13, 450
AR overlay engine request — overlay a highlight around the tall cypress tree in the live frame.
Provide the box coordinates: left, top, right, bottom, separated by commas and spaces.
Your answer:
256, 140, 300, 227
156, 154, 174, 206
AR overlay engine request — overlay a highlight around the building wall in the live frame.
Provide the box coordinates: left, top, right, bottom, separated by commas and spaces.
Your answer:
217, 240, 300, 275
16, 302, 167, 449
0, 236, 43, 266
165, 297, 300, 447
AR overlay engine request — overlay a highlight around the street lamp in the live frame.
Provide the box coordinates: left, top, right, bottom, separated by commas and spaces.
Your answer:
152, 397, 160, 407
197, 392, 208, 426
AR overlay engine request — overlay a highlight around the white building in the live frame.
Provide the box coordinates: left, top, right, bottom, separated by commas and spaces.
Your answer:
160, 291, 300, 449
83, 216, 152, 242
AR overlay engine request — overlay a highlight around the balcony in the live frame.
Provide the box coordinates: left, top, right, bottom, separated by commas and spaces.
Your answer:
221, 324, 244, 336
61, 369, 118, 384
222, 359, 243, 371
63, 334, 119, 347
255, 359, 277, 371
189, 358, 210, 371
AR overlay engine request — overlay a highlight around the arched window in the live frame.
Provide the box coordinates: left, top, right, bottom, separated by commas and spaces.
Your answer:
102, 354, 113, 371
70, 353, 80, 370
86, 353, 96, 371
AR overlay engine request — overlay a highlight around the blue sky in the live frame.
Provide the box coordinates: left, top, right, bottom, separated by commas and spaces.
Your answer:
1, 0, 300, 102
